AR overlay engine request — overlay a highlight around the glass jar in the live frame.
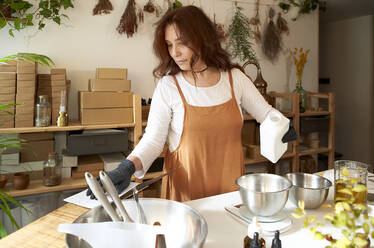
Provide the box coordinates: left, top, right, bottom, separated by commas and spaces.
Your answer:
293, 81, 307, 113
43, 152, 62, 186
35, 95, 51, 127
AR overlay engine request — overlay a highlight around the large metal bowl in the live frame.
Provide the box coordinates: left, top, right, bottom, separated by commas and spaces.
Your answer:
285, 173, 332, 209
236, 173, 292, 217
66, 198, 208, 248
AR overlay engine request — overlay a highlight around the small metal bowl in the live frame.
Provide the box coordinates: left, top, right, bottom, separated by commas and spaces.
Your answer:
236, 173, 292, 217
285, 173, 332, 209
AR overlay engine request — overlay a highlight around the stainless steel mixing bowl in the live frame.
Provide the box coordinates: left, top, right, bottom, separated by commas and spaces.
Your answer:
236, 173, 292, 217
285, 173, 332, 209
66, 198, 207, 248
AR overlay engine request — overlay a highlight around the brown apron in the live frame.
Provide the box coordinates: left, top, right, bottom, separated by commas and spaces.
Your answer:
161, 70, 244, 202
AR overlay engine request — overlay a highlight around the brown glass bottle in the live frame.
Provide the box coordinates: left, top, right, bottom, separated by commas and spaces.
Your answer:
244, 232, 265, 248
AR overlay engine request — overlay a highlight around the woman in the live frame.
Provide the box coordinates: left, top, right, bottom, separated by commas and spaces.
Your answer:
87, 6, 292, 202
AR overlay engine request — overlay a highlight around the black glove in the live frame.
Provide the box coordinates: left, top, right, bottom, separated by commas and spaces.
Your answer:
86, 159, 136, 199
282, 121, 297, 143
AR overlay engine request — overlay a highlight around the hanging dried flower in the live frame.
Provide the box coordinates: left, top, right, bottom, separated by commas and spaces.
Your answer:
93, 0, 114, 15
249, 0, 261, 43
214, 14, 227, 42
262, 7, 281, 62
117, 0, 138, 38
277, 12, 289, 35
144, 0, 162, 17
290, 47, 310, 83
138, 7, 144, 24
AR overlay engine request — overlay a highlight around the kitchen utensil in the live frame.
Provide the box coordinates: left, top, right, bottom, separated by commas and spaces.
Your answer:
85, 172, 120, 222
238, 205, 288, 223
133, 188, 147, 224
99, 171, 133, 222
285, 173, 332, 209
224, 205, 293, 236
236, 173, 292, 217
66, 198, 208, 248
120, 166, 181, 200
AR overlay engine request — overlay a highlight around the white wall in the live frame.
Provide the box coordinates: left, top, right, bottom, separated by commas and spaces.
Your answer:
319, 15, 374, 165
0, 0, 319, 120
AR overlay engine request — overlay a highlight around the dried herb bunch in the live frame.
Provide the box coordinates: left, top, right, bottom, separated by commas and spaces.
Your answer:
227, 5, 258, 67
262, 7, 281, 62
143, 0, 162, 17
279, 0, 326, 15
292, 170, 372, 248
117, 0, 138, 38
93, 0, 113, 15
290, 47, 310, 83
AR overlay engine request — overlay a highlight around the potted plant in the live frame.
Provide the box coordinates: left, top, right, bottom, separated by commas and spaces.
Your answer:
0, 0, 74, 37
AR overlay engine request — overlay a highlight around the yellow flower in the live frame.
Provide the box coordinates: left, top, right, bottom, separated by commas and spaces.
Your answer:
291, 48, 310, 83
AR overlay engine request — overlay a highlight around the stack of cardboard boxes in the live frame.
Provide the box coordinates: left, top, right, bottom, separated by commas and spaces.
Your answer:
16, 61, 37, 128
50, 69, 69, 125
80, 68, 133, 125
37, 74, 52, 100
71, 155, 104, 179
0, 62, 16, 128
19, 133, 54, 162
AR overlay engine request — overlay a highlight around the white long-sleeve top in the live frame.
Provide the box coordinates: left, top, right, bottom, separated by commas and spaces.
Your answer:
130, 68, 273, 178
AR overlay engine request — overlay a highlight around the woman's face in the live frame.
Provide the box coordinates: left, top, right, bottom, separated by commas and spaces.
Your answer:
165, 24, 204, 71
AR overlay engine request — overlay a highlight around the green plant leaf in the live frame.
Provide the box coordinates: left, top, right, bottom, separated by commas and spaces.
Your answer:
0, 220, 7, 238
53, 16, 60, 25
0, 18, 7, 29
14, 18, 21, 31
8, 29, 14, 37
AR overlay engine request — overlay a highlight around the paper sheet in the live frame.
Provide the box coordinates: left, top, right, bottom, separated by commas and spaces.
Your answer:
64, 182, 138, 209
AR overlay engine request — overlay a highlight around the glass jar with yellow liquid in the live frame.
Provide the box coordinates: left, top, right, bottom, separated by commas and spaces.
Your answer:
334, 160, 368, 204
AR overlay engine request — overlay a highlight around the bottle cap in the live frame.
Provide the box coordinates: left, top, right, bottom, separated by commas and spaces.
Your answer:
249, 232, 261, 248
271, 230, 282, 248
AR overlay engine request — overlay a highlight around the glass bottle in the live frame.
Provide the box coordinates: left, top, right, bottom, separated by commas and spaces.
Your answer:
244, 218, 265, 248
35, 95, 51, 127
293, 81, 307, 113
43, 152, 62, 186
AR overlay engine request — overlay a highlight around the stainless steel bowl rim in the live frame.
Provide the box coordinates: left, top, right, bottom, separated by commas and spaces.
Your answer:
236, 173, 293, 193
285, 172, 332, 190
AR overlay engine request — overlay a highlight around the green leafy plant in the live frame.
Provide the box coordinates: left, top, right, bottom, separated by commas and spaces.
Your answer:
292, 171, 372, 248
227, 5, 259, 67
0, 52, 55, 67
0, 0, 74, 37
279, 0, 326, 15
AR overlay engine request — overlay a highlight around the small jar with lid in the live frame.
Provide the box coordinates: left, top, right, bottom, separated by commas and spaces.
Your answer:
43, 152, 62, 186
35, 95, 51, 127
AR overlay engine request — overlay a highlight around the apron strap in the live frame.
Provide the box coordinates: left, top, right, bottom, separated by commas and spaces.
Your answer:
228, 69, 235, 99
172, 75, 188, 106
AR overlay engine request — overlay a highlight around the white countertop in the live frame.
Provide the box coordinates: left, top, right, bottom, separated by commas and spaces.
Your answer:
185, 189, 372, 248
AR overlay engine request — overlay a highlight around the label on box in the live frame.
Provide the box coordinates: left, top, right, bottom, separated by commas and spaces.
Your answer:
80, 91, 133, 108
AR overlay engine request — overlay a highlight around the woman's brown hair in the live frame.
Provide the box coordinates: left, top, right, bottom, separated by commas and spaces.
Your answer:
152, 5, 242, 78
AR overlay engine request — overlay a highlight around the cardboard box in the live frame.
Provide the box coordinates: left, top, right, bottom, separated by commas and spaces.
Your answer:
51, 80, 66, 87
15, 119, 33, 128
17, 87, 36, 95
71, 168, 100, 179
0, 61, 17, 73
37, 74, 51, 80
0, 120, 14, 128
16, 93, 35, 102
0, 94, 15, 103
17, 61, 36, 74
20, 140, 54, 162
62, 152, 78, 168
1, 149, 20, 165
80, 92, 133, 108
76, 155, 104, 172
17, 80, 36, 88
15, 112, 34, 120
89, 79, 131, 92
19, 132, 54, 141
51, 68, 66, 75
80, 108, 133, 125
17, 60, 36, 67
51, 74, 66, 81
0, 87, 15, 94
17, 73, 36, 81
16, 105, 34, 115
0, 73, 16, 80
0, 80, 16, 87
96, 68, 127, 80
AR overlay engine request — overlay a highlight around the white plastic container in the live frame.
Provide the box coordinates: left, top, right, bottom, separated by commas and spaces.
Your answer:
260, 110, 290, 163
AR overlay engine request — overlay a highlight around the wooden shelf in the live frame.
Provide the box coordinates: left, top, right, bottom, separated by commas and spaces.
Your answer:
300, 111, 330, 117
299, 147, 331, 156
0, 121, 136, 134
244, 152, 295, 164
4, 171, 164, 198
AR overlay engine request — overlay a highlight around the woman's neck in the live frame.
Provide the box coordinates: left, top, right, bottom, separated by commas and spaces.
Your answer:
182, 67, 221, 87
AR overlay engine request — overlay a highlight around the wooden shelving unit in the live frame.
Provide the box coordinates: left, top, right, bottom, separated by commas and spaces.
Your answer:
0, 94, 147, 197
243, 92, 335, 172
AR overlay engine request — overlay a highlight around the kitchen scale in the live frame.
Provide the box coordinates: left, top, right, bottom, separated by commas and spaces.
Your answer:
225, 204, 293, 235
